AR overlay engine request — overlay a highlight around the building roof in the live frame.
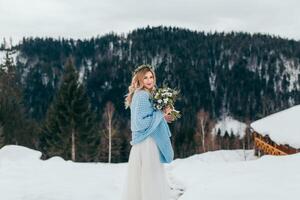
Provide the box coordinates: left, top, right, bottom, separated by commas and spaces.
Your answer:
251, 105, 300, 149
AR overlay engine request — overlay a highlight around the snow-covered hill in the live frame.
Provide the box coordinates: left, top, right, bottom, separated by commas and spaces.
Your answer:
213, 115, 247, 138
0, 145, 299, 200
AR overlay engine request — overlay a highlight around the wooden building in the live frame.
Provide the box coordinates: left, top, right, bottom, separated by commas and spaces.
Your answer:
250, 105, 300, 157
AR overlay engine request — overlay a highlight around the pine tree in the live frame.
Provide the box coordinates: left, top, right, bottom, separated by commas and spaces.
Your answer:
229, 131, 236, 149
215, 129, 222, 150
0, 51, 28, 145
223, 131, 230, 149
40, 58, 99, 162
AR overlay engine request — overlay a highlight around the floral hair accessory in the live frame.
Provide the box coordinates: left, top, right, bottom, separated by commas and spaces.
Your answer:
133, 64, 154, 76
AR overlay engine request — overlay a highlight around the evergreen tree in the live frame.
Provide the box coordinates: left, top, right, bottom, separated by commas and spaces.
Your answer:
0, 51, 29, 146
215, 128, 222, 150
23, 66, 55, 121
229, 131, 236, 149
40, 58, 99, 162
223, 131, 230, 149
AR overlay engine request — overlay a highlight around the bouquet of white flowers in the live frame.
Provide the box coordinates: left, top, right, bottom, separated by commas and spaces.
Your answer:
150, 86, 181, 121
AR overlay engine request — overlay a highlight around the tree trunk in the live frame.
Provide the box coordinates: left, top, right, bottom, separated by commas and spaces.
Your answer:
72, 128, 76, 161
103, 101, 114, 163
201, 119, 206, 152
108, 113, 112, 163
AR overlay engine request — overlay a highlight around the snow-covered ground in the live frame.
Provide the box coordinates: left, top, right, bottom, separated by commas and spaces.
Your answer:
0, 145, 299, 200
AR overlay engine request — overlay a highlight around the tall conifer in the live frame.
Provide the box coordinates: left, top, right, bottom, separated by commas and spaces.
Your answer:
40, 58, 99, 161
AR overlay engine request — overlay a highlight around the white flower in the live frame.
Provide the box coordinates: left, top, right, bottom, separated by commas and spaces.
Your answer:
163, 98, 168, 103
158, 99, 162, 103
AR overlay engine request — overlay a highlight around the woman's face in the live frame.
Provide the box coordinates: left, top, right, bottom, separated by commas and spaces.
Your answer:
142, 71, 154, 90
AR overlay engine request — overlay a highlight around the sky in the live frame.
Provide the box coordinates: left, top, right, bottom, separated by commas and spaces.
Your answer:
0, 0, 300, 44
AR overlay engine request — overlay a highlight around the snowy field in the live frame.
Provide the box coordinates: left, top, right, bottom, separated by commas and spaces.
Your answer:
0, 145, 299, 200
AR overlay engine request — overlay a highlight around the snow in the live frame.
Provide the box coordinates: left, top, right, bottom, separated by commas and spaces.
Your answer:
209, 72, 216, 91
151, 54, 163, 68
109, 41, 114, 52
78, 65, 85, 84
0, 145, 42, 163
213, 115, 247, 138
171, 151, 300, 200
0, 50, 18, 65
0, 145, 125, 200
42, 73, 49, 85
0, 51, 6, 64
282, 57, 300, 91
1, 145, 299, 200
251, 105, 300, 149
245, 54, 300, 92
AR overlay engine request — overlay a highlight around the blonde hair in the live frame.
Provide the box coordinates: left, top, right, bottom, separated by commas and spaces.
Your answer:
124, 65, 157, 109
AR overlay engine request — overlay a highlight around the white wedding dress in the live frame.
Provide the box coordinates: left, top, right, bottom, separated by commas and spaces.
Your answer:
121, 136, 171, 200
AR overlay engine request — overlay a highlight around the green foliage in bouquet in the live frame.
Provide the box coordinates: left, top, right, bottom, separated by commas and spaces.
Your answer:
150, 85, 181, 121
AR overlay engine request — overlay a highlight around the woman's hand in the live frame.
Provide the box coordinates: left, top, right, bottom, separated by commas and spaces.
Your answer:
163, 106, 173, 123
163, 105, 172, 115
164, 113, 173, 123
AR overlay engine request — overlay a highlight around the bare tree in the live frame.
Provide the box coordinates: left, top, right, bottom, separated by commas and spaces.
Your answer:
103, 101, 116, 163
207, 121, 216, 151
194, 109, 213, 153
240, 118, 253, 159
71, 126, 76, 161
246, 119, 253, 149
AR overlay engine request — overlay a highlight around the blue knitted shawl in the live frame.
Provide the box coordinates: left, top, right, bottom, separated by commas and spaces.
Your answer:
130, 88, 174, 163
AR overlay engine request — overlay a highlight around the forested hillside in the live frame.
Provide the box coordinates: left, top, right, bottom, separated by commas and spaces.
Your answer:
0, 26, 299, 161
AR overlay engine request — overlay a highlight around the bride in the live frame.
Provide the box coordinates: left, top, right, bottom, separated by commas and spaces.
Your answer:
121, 64, 174, 200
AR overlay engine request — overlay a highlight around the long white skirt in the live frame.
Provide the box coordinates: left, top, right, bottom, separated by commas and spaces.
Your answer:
121, 136, 171, 200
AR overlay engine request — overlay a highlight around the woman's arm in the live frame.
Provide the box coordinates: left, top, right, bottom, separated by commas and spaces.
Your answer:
131, 90, 164, 132
135, 91, 153, 130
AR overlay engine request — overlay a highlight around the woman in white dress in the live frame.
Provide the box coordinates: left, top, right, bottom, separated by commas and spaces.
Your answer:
121, 64, 173, 200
